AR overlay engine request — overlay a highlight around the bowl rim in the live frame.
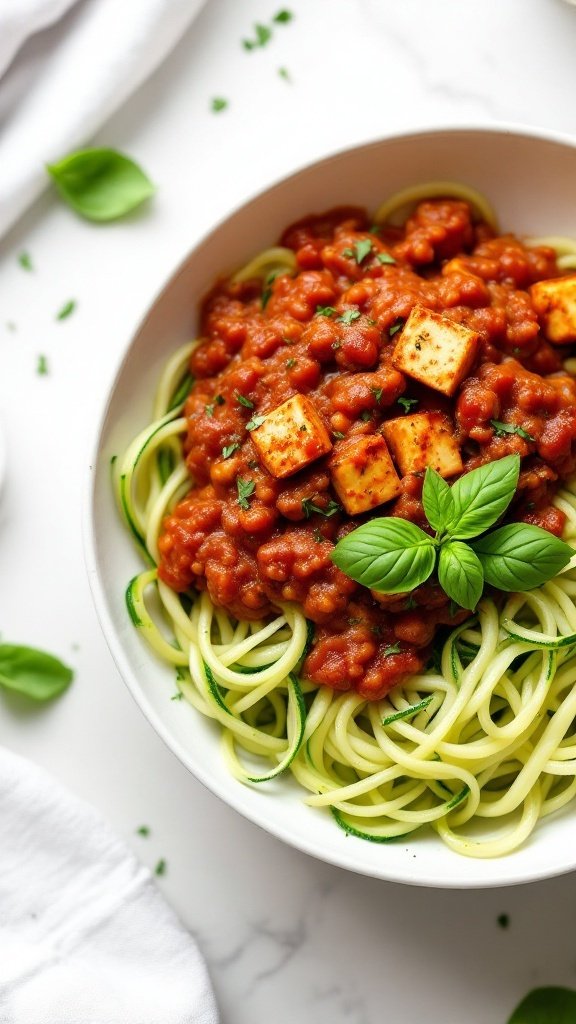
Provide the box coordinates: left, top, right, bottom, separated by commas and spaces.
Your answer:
84, 122, 576, 888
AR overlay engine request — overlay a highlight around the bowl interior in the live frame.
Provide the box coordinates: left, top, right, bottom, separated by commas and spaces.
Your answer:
87, 127, 576, 887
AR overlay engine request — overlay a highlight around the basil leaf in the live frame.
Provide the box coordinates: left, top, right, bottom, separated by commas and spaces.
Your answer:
47, 148, 155, 222
437, 541, 483, 610
472, 523, 573, 591
422, 468, 455, 534
448, 454, 520, 539
508, 987, 576, 1024
331, 518, 436, 593
0, 644, 73, 701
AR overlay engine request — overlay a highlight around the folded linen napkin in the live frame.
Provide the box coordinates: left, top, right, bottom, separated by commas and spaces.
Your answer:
0, 0, 206, 239
0, 746, 219, 1023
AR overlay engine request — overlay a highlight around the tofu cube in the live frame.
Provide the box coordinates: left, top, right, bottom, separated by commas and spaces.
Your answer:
392, 305, 479, 396
383, 411, 463, 478
250, 394, 332, 479
530, 274, 576, 344
329, 434, 402, 515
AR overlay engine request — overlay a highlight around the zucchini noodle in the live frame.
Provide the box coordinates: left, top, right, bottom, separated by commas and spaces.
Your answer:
115, 203, 576, 859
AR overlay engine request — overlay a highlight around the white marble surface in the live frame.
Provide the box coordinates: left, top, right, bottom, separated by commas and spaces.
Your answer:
2, 1, 576, 1021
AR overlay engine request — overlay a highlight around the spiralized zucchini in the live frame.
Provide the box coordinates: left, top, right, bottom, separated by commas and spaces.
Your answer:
114, 213, 576, 859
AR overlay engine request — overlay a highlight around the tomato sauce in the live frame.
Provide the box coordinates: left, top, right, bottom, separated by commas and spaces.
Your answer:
157, 200, 576, 699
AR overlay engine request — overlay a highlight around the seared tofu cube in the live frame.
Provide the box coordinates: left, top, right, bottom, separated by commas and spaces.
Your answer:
250, 394, 332, 479
329, 434, 402, 515
383, 411, 463, 478
530, 274, 576, 344
392, 305, 479, 396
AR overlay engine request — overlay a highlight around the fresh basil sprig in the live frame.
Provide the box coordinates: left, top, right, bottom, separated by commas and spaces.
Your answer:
0, 644, 73, 701
507, 986, 576, 1024
331, 454, 574, 610
47, 148, 155, 222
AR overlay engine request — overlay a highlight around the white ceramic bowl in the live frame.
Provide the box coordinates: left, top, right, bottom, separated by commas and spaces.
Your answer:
86, 125, 576, 888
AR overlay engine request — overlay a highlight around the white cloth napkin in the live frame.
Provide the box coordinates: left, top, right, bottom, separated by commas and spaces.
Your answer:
0, 0, 206, 239
0, 747, 219, 1024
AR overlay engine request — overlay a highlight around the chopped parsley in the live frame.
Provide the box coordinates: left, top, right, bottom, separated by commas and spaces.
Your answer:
56, 299, 76, 320
377, 252, 396, 265
301, 497, 342, 518
136, 825, 150, 837
205, 395, 224, 416
237, 477, 256, 509
236, 393, 254, 409
490, 419, 535, 442
316, 305, 337, 317
332, 430, 345, 440
278, 66, 291, 81
369, 224, 381, 235
243, 23, 272, 49
397, 397, 418, 413
342, 239, 373, 264
262, 271, 278, 309
246, 414, 266, 431
286, 357, 297, 369
383, 643, 402, 657
337, 309, 361, 325
497, 913, 510, 929
389, 320, 404, 337
360, 410, 372, 422
211, 97, 228, 113
36, 354, 49, 375
273, 9, 293, 22
171, 691, 184, 700
371, 387, 383, 402
222, 443, 240, 459
18, 251, 33, 271
154, 859, 167, 876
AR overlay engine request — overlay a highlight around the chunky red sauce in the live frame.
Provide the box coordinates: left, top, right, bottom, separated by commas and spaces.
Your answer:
158, 200, 576, 699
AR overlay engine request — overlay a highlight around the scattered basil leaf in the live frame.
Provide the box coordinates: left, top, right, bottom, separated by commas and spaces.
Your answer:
422, 468, 456, 534
397, 397, 418, 413
237, 477, 256, 510
490, 419, 535, 442
222, 443, 240, 459
472, 523, 573, 591
377, 252, 396, 265
438, 541, 484, 611
56, 299, 76, 321
360, 410, 372, 422
507, 987, 576, 1024
246, 414, 266, 431
236, 393, 254, 408
331, 518, 436, 594
302, 498, 342, 519
316, 305, 337, 317
337, 309, 361, 324
211, 97, 228, 113
36, 354, 49, 376
243, 23, 272, 49
18, 251, 33, 271
0, 644, 73, 701
154, 859, 167, 876
46, 148, 155, 222
273, 9, 293, 22
448, 454, 520, 539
